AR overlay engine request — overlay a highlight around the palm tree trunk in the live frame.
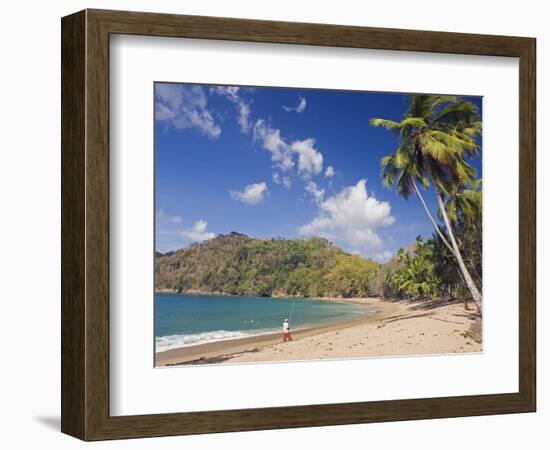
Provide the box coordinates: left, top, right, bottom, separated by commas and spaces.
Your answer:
410, 178, 454, 253
435, 189, 482, 315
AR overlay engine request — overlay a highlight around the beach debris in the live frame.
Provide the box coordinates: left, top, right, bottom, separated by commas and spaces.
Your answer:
460, 330, 474, 340
469, 318, 483, 343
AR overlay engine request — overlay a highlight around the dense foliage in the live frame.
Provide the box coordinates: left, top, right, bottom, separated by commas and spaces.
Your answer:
155, 228, 481, 301
385, 237, 441, 299
371, 95, 483, 311
383, 232, 481, 300
155, 232, 383, 298
383, 178, 482, 300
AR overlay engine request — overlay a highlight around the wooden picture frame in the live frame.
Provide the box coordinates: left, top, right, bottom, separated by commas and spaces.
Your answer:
61, 9, 536, 441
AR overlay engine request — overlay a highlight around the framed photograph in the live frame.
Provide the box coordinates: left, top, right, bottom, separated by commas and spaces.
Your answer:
61, 9, 536, 440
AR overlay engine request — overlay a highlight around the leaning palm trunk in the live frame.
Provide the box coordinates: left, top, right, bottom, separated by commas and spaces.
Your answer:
411, 177, 481, 313
411, 178, 454, 253
435, 189, 482, 315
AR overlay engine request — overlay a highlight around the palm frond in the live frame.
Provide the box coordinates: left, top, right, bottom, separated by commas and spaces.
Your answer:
433, 100, 480, 126
427, 130, 477, 152
419, 135, 454, 164
369, 118, 400, 130
428, 95, 458, 112
399, 117, 428, 129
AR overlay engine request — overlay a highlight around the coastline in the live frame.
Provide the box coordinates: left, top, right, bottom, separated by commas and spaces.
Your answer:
155, 297, 395, 366
155, 289, 386, 305
155, 297, 481, 367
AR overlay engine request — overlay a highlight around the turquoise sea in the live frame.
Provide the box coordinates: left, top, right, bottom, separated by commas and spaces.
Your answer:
155, 293, 376, 352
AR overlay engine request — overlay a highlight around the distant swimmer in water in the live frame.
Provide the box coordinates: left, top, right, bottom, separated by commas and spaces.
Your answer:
282, 318, 293, 342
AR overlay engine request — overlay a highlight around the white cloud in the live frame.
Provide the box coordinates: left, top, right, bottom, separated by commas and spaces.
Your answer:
156, 209, 182, 226
373, 250, 393, 263
283, 96, 307, 113
325, 166, 335, 178
155, 84, 221, 138
291, 138, 323, 177
230, 182, 268, 205
156, 209, 166, 222
299, 179, 395, 256
237, 102, 251, 133
253, 120, 323, 178
181, 219, 216, 242
272, 172, 292, 189
253, 120, 295, 172
305, 181, 325, 205
210, 86, 240, 97
210, 86, 252, 134
155, 103, 176, 121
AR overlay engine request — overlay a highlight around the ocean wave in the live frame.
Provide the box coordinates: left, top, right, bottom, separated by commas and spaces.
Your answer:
156, 329, 275, 352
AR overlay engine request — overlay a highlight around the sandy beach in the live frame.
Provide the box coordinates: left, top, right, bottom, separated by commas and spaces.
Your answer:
155, 297, 481, 366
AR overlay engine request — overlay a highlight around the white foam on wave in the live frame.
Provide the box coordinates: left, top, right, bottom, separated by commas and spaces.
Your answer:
156, 329, 276, 352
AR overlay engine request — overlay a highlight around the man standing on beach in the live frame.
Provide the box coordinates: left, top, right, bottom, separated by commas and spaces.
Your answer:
282, 318, 293, 342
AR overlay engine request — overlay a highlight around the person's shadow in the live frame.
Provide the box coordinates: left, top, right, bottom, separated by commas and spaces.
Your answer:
34, 415, 60, 431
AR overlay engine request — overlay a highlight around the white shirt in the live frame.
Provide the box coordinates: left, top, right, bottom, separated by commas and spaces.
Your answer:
283, 322, 289, 332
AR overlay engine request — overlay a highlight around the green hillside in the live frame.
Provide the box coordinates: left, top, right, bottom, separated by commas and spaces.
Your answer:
155, 232, 384, 298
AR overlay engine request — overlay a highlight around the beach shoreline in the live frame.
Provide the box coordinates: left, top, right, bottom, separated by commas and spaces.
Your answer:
155, 297, 481, 367
155, 289, 389, 305
155, 297, 395, 366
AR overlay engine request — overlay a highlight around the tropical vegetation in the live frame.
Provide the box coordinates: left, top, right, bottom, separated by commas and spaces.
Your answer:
370, 95, 482, 313
155, 232, 383, 298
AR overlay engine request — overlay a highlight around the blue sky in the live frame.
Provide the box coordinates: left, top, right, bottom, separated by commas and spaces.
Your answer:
155, 83, 482, 262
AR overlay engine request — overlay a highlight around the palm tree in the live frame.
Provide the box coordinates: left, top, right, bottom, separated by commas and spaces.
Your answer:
440, 179, 483, 307
387, 238, 441, 300
396, 247, 409, 263
371, 95, 483, 313
442, 179, 482, 227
